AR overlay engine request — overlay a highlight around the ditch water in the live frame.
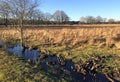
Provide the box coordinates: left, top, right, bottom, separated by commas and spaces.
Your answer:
7, 44, 118, 82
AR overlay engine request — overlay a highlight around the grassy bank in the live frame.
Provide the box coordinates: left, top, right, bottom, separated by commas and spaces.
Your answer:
0, 47, 120, 81
0, 49, 74, 82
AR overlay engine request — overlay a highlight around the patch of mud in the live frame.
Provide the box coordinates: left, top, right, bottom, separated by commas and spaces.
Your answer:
7, 44, 119, 82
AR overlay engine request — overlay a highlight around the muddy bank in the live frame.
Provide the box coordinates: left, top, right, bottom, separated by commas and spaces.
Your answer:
6, 44, 119, 82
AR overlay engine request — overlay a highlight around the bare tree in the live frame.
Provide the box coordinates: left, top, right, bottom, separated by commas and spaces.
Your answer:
80, 16, 86, 23
0, 1, 11, 27
95, 16, 103, 23
30, 10, 44, 25
86, 16, 95, 24
108, 18, 115, 24
103, 18, 107, 24
43, 12, 52, 25
44, 13, 52, 21
53, 10, 69, 24
34, 10, 45, 25
0, 0, 41, 46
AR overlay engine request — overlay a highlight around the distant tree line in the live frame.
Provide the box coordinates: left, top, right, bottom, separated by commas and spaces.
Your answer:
0, 1, 70, 26
0, 11, 70, 26
0, 0, 120, 27
79, 16, 120, 24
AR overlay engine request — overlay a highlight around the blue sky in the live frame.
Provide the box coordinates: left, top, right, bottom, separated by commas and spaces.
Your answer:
40, 0, 120, 21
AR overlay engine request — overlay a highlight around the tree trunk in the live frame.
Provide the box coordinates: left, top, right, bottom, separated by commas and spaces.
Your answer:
20, 28, 23, 46
19, 19, 24, 46
5, 13, 8, 27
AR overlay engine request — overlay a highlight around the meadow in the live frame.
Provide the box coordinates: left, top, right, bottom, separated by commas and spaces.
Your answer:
0, 24, 120, 81
1, 24, 120, 47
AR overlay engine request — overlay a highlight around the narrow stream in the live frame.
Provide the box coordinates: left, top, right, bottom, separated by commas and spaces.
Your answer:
7, 44, 118, 82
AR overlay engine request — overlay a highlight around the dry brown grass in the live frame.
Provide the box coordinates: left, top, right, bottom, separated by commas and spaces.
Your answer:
0, 24, 120, 48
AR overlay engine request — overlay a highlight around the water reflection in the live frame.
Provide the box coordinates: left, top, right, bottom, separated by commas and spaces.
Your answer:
7, 44, 23, 56
7, 44, 40, 63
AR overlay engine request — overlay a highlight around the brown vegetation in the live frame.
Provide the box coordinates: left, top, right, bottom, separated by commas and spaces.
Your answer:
0, 24, 120, 49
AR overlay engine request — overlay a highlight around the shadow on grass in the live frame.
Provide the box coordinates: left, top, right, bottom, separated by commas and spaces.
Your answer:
6, 44, 119, 82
